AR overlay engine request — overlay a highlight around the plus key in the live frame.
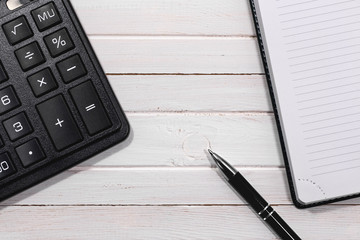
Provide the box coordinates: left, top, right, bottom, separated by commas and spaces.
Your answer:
37, 95, 82, 151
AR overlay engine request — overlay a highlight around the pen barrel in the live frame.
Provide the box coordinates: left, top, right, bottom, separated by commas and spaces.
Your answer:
229, 172, 268, 213
229, 173, 301, 240
264, 211, 302, 240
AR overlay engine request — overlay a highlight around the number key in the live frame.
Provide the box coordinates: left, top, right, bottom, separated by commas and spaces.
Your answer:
3, 112, 33, 141
0, 153, 16, 180
0, 86, 20, 114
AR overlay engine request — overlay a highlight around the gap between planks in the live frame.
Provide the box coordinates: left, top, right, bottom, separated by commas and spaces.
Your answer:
123, 111, 274, 115
106, 73, 265, 76
88, 35, 257, 40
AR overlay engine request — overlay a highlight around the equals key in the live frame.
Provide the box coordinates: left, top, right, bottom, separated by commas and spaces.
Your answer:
57, 55, 87, 83
70, 81, 112, 136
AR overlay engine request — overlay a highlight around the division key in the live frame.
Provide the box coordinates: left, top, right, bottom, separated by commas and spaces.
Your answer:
37, 95, 82, 151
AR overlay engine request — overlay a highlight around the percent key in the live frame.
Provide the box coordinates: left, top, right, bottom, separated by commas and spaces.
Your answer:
44, 28, 75, 57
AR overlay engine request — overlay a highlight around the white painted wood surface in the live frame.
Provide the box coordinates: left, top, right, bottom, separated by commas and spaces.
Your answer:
2, 0, 358, 239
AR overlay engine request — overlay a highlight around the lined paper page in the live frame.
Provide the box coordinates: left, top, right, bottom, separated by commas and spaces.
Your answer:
255, 0, 360, 204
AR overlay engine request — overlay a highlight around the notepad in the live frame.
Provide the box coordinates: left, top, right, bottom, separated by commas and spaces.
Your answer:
251, 0, 360, 207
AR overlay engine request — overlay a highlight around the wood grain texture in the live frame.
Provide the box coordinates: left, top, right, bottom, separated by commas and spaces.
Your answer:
72, 0, 255, 36
76, 113, 283, 167
2, 0, 358, 239
109, 75, 272, 112
3, 167, 360, 206
2, 168, 291, 206
89, 37, 262, 74
1, 206, 359, 240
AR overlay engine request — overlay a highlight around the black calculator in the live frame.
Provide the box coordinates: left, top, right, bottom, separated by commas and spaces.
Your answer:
0, 0, 130, 201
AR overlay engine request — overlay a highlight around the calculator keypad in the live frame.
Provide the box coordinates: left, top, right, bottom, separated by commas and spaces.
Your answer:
0, 0, 128, 199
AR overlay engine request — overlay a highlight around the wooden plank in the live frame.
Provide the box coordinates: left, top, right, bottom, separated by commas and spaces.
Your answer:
73, 0, 255, 36
77, 113, 283, 167
4, 168, 360, 206
89, 37, 262, 74
1, 205, 359, 239
109, 75, 272, 112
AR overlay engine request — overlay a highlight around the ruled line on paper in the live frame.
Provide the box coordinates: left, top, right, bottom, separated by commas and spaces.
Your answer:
298, 96, 360, 111
295, 74, 360, 89
295, 81, 360, 96
311, 158, 360, 170
300, 104, 360, 118
292, 66, 360, 81
303, 120, 360, 133
307, 142, 360, 155
287, 29, 360, 45
289, 44, 360, 60
305, 127, 360, 140
278, 0, 318, 9
306, 134, 360, 147
283, 20, 360, 38
291, 58, 360, 74
290, 52, 360, 67
287, 36, 360, 53
282, 14, 360, 31
309, 149, 360, 162
280, 6, 360, 24
279, 0, 355, 16
259, 0, 360, 179
312, 165, 360, 177
297, 89, 360, 104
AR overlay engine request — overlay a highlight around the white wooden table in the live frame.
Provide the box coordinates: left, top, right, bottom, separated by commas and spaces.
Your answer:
1, 0, 360, 239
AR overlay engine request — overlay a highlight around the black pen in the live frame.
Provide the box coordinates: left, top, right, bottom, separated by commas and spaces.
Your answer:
208, 149, 301, 240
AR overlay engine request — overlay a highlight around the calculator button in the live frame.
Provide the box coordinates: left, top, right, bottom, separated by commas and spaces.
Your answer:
0, 153, 16, 180
31, 2, 62, 32
28, 68, 58, 97
37, 95, 82, 151
56, 55, 87, 83
44, 28, 75, 57
16, 139, 46, 167
0, 86, 20, 114
3, 112, 33, 141
2, 16, 33, 45
15, 42, 46, 71
70, 81, 112, 135
0, 62, 8, 83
